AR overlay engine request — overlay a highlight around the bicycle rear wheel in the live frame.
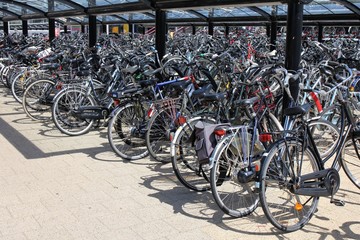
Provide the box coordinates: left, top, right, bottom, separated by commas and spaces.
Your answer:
210, 134, 259, 217
22, 79, 56, 121
108, 103, 149, 160
341, 135, 360, 189
52, 88, 96, 136
259, 139, 320, 232
171, 117, 216, 191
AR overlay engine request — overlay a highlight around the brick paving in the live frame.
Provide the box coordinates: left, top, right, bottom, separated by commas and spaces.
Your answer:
0, 84, 359, 240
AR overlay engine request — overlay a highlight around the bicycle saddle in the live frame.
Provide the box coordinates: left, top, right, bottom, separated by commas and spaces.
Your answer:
235, 96, 260, 107
192, 84, 213, 98
76, 70, 91, 77
284, 103, 312, 117
43, 55, 60, 63
138, 79, 158, 88
40, 63, 60, 70
168, 80, 192, 91
143, 68, 162, 77
122, 66, 138, 74
200, 92, 227, 102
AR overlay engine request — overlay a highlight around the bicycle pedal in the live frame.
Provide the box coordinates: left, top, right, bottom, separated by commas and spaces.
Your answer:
330, 198, 345, 206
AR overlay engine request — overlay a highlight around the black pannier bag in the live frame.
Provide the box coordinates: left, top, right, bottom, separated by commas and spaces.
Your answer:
193, 121, 229, 164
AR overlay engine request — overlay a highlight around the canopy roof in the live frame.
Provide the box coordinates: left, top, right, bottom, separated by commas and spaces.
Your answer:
0, 0, 358, 26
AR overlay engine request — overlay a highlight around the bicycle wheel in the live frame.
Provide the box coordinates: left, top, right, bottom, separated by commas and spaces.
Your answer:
11, 71, 34, 103
210, 134, 259, 217
341, 135, 360, 189
108, 103, 149, 160
146, 103, 187, 163
259, 139, 320, 232
308, 119, 341, 170
22, 79, 56, 121
52, 88, 96, 136
171, 117, 216, 191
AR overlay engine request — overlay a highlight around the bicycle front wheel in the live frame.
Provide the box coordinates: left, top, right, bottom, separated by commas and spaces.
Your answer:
259, 139, 320, 232
341, 135, 360, 189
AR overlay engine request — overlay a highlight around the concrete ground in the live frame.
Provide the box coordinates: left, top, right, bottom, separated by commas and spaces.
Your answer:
0, 84, 359, 240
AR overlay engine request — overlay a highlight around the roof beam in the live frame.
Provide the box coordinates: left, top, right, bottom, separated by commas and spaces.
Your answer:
332, 0, 360, 16
0, 7, 20, 18
248, 6, 271, 20
86, 2, 149, 15
0, 0, 45, 14
110, 15, 129, 23
186, 10, 208, 21
56, 0, 85, 10
155, 0, 286, 10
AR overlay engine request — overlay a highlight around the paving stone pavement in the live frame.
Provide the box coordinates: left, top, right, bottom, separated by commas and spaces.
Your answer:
0, 85, 359, 240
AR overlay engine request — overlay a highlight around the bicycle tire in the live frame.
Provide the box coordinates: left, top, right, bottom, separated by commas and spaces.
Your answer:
171, 116, 216, 191
259, 139, 320, 232
146, 104, 187, 163
341, 135, 360, 189
52, 87, 96, 136
210, 133, 260, 217
108, 103, 149, 160
22, 79, 56, 121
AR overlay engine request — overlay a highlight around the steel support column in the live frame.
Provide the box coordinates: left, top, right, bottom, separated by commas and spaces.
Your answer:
192, 25, 196, 35
3, 21, 9, 35
318, 24, 323, 42
225, 25, 229, 36
208, 21, 214, 35
49, 18, 56, 41
81, 24, 85, 33
270, 20, 277, 51
64, 25, 68, 33
283, 0, 304, 118
22, 20, 28, 36
155, 9, 166, 62
266, 24, 270, 37
88, 15, 97, 47
102, 24, 106, 34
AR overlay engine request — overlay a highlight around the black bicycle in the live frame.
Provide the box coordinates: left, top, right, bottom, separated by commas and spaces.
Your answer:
259, 64, 359, 232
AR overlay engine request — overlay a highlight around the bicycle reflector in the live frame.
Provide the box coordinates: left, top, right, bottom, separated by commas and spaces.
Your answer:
259, 133, 272, 143
56, 82, 63, 90
214, 128, 226, 137
177, 116, 187, 125
147, 104, 155, 118
294, 202, 303, 211
113, 99, 120, 106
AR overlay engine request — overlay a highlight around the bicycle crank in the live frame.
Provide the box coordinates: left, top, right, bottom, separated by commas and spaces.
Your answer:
293, 168, 340, 197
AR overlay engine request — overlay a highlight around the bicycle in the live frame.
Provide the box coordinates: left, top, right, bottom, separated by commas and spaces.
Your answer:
259, 65, 359, 232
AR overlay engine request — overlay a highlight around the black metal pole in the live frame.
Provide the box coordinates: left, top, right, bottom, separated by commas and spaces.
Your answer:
81, 24, 85, 33
270, 20, 277, 51
318, 24, 323, 42
102, 24, 107, 34
155, 9, 166, 62
266, 24, 270, 37
64, 25, 68, 33
49, 19, 56, 41
282, 0, 304, 118
22, 20, 28, 36
225, 25, 229, 37
208, 21, 214, 36
192, 25, 196, 35
88, 15, 97, 47
3, 21, 9, 35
